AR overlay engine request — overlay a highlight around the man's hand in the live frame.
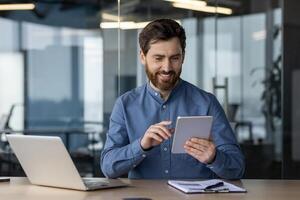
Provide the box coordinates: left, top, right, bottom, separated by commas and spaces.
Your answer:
141, 121, 173, 150
184, 137, 216, 164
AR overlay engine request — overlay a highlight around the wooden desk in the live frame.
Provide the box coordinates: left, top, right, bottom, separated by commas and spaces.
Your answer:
1, 177, 300, 200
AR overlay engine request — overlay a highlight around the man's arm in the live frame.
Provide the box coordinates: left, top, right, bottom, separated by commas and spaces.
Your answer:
185, 138, 244, 179
207, 95, 245, 179
185, 94, 245, 179
100, 99, 147, 178
206, 143, 245, 179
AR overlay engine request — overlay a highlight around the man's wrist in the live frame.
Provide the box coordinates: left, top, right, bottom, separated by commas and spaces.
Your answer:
140, 136, 152, 151
140, 141, 153, 151
207, 150, 217, 164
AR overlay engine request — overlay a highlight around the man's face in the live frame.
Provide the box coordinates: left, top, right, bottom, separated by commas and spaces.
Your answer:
140, 37, 184, 92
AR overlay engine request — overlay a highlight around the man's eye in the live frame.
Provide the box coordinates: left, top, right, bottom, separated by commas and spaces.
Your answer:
155, 57, 163, 61
172, 57, 180, 61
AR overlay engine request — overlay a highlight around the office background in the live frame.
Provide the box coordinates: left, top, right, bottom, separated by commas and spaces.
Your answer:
0, 0, 299, 179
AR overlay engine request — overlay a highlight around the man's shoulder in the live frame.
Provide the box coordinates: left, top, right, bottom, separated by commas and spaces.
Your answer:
117, 84, 146, 105
181, 80, 215, 101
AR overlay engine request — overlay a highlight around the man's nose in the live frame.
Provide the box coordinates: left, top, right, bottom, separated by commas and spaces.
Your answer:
161, 59, 172, 71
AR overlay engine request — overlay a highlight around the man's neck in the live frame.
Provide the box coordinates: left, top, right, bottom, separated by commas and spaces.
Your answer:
149, 81, 176, 101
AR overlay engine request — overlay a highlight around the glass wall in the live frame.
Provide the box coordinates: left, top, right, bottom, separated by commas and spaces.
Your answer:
0, 1, 109, 176
0, 0, 285, 178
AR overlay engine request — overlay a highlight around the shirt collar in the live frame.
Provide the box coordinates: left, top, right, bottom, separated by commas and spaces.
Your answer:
146, 79, 184, 104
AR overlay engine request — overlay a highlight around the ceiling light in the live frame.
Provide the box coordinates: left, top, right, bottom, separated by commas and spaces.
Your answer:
165, 0, 207, 7
101, 12, 124, 22
172, 2, 233, 15
100, 21, 151, 30
100, 20, 181, 30
0, 3, 35, 11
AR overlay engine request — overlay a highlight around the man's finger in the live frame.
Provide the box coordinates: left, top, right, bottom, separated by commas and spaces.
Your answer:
185, 141, 207, 152
149, 127, 170, 140
190, 137, 211, 146
149, 132, 164, 142
153, 125, 172, 137
185, 147, 203, 159
158, 120, 172, 126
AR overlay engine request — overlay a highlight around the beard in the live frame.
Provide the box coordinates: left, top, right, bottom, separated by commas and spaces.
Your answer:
145, 63, 182, 91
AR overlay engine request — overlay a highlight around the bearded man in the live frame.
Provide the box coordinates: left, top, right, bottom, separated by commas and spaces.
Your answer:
101, 19, 245, 179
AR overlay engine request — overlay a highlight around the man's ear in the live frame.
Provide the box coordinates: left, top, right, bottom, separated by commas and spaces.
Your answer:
140, 50, 146, 65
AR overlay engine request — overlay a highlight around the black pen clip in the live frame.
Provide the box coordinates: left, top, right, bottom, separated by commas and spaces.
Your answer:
204, 181, 224, 190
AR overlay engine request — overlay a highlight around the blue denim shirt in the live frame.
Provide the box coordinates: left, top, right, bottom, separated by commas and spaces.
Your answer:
101, 80, 245, 179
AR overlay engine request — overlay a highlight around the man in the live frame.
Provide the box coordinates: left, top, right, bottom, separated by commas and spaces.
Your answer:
101, 19, 245, 179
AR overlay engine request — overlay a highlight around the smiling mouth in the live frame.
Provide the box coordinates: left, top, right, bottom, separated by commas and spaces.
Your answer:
158, 73, 173, 81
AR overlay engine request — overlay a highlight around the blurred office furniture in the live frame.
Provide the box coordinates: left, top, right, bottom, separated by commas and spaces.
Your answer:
0, 105, 106, 177
227, 104, 254, 143
213, 77, 229, 116
0, 126, 105, 177
213, 77, 254, 142
227, 102, 279, 178
213, 78, 280, 178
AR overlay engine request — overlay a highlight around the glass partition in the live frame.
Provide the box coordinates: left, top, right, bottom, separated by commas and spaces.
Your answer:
215, 0, 282, 178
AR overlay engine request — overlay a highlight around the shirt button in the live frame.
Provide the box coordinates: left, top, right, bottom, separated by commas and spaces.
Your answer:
162, 105, 167, 109
155, 92, 158, 96
165, 170, 169, 174
142, 154, 146, 158
164, 147, 168, 151
133, 164, 137, 168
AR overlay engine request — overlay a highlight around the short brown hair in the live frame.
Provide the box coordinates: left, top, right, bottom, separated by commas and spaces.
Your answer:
139, 19, 186, 55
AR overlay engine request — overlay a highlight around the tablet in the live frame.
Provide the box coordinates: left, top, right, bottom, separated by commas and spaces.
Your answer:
171, 116, 213, 154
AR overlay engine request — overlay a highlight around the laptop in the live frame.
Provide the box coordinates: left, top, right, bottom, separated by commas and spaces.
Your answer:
6, 134, 128, 191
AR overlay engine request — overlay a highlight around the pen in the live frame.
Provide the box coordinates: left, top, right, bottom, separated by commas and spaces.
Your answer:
204, 181, 224, 189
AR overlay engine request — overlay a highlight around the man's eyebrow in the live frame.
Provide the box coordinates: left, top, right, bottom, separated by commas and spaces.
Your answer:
152, 54, 165, 57
170, 53, 182, 57
152, 53, 182, 57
